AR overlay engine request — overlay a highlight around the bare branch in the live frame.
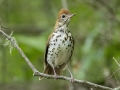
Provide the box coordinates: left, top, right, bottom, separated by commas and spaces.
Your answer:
90, 88, 93, 90
114, 86, 120, 90
61, 0, 68, 9
0, 28, 116, 90
34, 71, 113, 90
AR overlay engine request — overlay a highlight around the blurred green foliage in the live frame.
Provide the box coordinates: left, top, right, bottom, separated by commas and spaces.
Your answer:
0, 0, 120, 89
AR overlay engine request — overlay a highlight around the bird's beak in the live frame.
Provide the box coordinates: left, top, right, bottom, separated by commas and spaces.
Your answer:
64, 13, 76, 24
69, 13, 76, 18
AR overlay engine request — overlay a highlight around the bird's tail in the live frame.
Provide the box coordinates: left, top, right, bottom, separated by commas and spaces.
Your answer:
39, 64, 63, 80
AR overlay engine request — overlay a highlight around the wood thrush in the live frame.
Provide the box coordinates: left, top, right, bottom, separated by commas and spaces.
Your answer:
40, 8, 76, 82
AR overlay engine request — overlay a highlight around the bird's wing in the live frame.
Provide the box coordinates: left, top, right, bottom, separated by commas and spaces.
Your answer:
68, 36, 75, 61
44, 33, 52, 69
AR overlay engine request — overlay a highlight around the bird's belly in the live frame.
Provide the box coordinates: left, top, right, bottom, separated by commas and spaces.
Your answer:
54, 39, 72, 66
47, 32, 73, 67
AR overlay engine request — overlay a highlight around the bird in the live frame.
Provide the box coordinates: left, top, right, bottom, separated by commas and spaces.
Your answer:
40, 8, 76, 82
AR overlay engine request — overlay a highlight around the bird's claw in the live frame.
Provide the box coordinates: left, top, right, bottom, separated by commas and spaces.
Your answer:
70, 77, 74, 83
54, 74, 58, 79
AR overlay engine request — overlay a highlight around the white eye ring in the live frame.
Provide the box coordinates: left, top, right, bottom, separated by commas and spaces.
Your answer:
61, 14, 66, 18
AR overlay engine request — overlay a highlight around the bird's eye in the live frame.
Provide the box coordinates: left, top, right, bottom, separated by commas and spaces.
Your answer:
61, 14, 66, 18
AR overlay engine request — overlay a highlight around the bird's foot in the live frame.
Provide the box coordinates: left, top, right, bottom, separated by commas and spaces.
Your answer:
70, 76, 74, 83
54, 73, 58, 79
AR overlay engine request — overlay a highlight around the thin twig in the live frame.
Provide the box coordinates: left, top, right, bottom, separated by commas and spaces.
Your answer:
108, 68, 120, 79
0, 29, 115, 90
109, 57, 120, 79
113, 57, 120, 67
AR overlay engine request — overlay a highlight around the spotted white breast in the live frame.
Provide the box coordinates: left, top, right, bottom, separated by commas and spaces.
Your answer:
46, 25, 74, 68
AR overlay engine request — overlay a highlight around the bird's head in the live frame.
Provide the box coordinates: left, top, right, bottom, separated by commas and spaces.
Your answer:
56, 8, 76, 27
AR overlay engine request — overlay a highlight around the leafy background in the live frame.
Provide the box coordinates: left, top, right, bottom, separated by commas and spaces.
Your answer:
0, 0, 120, 90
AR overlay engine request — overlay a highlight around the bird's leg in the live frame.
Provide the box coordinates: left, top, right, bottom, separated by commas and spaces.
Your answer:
51, 64, 58, 79
66, 65, 74, 83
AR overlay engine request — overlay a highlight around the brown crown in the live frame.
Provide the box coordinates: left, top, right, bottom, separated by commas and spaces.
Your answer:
58, 8, 71, 18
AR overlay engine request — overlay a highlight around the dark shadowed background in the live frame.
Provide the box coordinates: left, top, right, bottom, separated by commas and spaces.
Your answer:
0, 0, 120, 90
